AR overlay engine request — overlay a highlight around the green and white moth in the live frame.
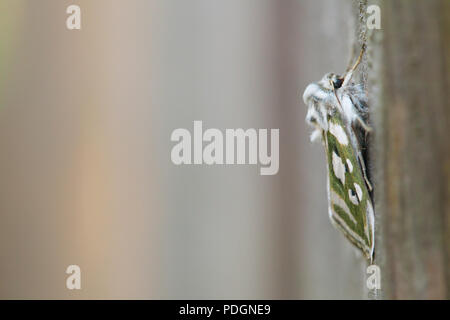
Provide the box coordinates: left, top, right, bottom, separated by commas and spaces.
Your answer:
302, 47, 375, 261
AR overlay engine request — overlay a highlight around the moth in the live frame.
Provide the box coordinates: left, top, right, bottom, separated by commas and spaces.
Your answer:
302, 46, 375, 261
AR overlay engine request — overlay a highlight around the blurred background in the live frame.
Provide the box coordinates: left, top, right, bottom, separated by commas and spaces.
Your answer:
0, 0, 368, 299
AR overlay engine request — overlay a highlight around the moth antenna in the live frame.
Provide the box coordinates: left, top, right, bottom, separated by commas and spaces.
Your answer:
342, 44, 366, 86
349, 44, 365, 74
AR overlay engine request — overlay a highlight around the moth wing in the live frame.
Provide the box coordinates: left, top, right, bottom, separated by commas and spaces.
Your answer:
323, 115, 374, 260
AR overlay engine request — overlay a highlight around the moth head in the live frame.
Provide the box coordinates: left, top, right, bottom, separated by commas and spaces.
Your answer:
303, 73, 343, 105
303, 72, 345, 143
320, 73, 344, 90
331, 73, 344, 89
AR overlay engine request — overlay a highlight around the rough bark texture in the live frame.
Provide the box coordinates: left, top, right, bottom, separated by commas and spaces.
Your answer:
369, 0, 450, 299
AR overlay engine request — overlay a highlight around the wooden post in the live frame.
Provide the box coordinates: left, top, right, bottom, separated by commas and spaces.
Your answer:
369, 0, 450, 299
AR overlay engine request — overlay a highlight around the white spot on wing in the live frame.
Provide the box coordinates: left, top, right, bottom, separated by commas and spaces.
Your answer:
346, 159, 353, 172
349, 189, 359, 205
332, 152, 346, 185
354, 183, 363, 201
329, 122, 349, 145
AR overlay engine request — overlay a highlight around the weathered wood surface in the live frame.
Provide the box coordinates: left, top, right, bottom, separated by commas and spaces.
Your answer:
369, 0, 450, 299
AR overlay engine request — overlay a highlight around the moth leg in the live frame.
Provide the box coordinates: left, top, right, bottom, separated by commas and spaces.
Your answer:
357, 151, 373, 191
356, 116, 372, 133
